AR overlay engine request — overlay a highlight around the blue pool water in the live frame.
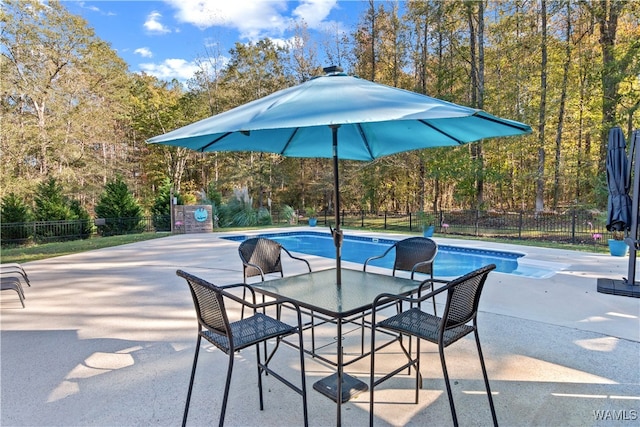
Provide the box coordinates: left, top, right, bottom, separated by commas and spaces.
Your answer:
224, 231, 556, 279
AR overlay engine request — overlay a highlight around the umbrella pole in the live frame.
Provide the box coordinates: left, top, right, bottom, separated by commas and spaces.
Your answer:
331, 125, 343, 285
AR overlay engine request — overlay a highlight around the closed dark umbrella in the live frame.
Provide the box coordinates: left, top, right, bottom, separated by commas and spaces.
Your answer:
606, 127, 632, 233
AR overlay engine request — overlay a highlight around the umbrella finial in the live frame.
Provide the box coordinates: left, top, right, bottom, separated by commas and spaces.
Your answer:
323, 65, 343, 75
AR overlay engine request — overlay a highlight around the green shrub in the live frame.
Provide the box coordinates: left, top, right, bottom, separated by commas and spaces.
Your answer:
95, 176, 144, 235
69, 199, 93, 238
0, 193, 33, 242
33, 178, 73, 221
151, 179, 182, 231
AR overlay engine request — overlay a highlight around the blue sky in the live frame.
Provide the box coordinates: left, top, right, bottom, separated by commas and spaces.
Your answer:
66, 0, 369, 83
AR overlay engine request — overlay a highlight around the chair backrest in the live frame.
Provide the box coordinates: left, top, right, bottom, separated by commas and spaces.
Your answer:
393, 237, 438, 276
239, 238, 284, 279
176, 270, 231, 338
441, 264, 496, 330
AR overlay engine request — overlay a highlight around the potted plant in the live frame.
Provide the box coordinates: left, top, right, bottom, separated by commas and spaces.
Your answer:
305, 207, 318, 227
417, 211, 434, 237
608, 230, 628, 256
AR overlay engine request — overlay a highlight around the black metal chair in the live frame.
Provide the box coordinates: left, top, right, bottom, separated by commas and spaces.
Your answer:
363, 237, 438, 313
238, 237, 317, 350
239, 237, 311, 282
177, 270, 308, 427
1, 276, 26, 308
364, 237, 438, 280
369, 264, 498, 427
1, 263, 31, 287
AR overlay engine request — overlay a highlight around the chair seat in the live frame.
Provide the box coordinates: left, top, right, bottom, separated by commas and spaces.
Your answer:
203, 313, 297, 353
378, 308, 474, 347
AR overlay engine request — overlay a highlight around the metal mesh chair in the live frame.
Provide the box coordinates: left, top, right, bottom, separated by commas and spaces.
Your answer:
363, 237, 437, 280
238, 237, 315, 349
363, 237, 438, 313
177, 270, 308, 427
369, 264, 498, 427
1, 263, 31, 287
239, 237, 311, 282
1, 276, 25, 308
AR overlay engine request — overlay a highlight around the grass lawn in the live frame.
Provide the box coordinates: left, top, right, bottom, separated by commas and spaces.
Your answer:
1, 232, 171, 264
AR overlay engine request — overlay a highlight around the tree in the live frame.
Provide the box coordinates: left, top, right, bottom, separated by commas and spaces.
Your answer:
0, 193, 33, 242
0, 0, 130, 201
536, 0, 549, 213
582, 0, 640, 171
0, 193, 32, 223
95, 176, 144, 235
151, 178, 183, 231
33, 178, 73, 221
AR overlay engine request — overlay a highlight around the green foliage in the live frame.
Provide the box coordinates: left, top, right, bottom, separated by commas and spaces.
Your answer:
205, 181, 223, 206
305, 206, 318, 218
33, 178, 73, 221
257, 207, 273, 226
95, 176, 144, 235
216, 187, 272, 227
69, 199, 93, 239
0, 193, 33, 242
281, 204, 295, 223
0, 0, 130, 198
1, 193, 32, 223
151, 179, 183, 231
30, 178, 92, 241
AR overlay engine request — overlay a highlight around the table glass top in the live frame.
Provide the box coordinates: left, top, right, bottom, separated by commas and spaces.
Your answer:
252, 268, 420, 317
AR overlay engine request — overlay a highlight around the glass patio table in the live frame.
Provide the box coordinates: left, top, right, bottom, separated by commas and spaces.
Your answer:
252, 268, 422, 427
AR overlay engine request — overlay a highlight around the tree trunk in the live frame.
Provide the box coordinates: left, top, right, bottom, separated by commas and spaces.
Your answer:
536, 0, 548, 213
553, 2, 572, 210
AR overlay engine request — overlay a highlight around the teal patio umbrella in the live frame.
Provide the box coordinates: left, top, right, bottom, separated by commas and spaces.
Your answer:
148, 68, 532, 284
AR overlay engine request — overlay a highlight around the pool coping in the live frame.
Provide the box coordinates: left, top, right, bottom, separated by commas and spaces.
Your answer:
221, 228, 570, 279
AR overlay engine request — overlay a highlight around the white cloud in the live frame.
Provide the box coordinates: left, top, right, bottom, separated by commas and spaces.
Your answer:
165, 0, 337, 40
292, 0, 336, 29
134, 47, 153, 58
144, 11, 171, 34
139, 59, 200, 82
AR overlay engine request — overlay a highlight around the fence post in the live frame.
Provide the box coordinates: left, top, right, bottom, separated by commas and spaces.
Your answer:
409, 212, 413, 231
571, 209, 576, 244
384, 211, 387, 230
475, 209, 480, 236
518, 212, 523, 239
361, 210, 364, 227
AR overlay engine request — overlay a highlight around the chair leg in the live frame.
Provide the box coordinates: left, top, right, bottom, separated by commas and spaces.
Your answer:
414, 338, 421, 404
297, 327, 309, 427
369, 323, 377, 427
182, 335, 202, 427
255, 342, 265, 411
475, 330, 498, 426
219, 351, 235, 427
438, 342, 459, 427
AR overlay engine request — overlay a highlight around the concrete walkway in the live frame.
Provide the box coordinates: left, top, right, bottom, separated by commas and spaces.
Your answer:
1, 228, 639, 426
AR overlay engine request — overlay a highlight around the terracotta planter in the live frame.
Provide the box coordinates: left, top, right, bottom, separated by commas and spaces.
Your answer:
608, 239, 628, 257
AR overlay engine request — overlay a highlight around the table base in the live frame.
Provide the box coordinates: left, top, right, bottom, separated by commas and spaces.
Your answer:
313, 373, 368, 403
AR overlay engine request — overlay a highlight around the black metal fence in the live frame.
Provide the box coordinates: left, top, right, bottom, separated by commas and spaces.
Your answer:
1, 209, 612, 249
318, 208, 611, 248
0, 216, 164, 246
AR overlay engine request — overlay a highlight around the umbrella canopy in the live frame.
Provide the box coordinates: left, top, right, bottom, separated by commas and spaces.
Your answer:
148, 70, 532, 284
148, 72, 531, 159
606, 127, 632, 233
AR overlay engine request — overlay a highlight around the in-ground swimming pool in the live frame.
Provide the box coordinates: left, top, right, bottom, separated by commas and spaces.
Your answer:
223, 231, 558, 279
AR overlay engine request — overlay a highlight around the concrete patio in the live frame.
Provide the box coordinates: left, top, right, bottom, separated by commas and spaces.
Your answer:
1, 228, 639, 426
